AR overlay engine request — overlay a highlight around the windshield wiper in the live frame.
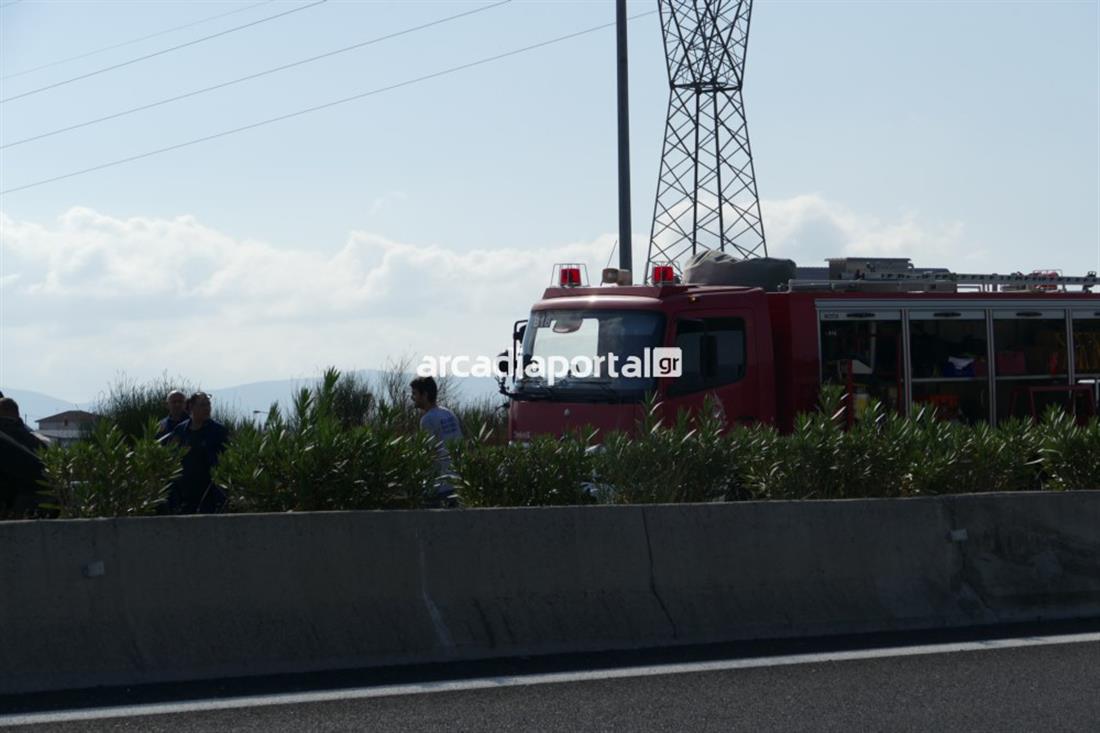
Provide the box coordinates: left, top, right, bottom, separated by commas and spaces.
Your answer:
555, 379, 629, 403
514, 382, 560, 401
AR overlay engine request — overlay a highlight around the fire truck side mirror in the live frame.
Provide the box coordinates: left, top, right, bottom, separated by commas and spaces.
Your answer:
496, 351, 512, 381
513, 323, 527, 343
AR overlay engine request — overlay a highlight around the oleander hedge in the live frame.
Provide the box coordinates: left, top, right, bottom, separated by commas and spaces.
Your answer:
8, 384, 1099, 519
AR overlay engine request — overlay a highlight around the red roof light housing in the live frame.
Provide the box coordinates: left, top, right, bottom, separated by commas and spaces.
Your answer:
652, 264, 676, 284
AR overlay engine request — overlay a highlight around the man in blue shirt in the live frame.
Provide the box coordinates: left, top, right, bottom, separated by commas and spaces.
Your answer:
410, 376, 463, 504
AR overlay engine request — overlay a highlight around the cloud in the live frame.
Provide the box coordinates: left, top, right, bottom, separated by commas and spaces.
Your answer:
650, 193, 974, 270
762, 194, 977, 267
0, 197, 969, 398
0, 207, 610, 397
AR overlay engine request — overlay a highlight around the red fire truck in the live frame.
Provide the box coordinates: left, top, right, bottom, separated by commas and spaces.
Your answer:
502, 257, 1100, 440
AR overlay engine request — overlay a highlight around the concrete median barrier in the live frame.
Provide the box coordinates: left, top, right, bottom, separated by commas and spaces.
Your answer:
2, 492, 1098, 696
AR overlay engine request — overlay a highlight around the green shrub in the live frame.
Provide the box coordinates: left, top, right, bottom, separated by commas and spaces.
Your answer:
961, 418, 1042, 493
900, 413, 1041, 496
835, 401, 921, 499
329, 370, 376, 429
91, 373, 193, 441
92, 373, 247, 440
17, 368, 1100, 520
215, 369, 438, 512
38, 420, 181, 517
738, 390, 1045, 500
1038, 409, 1100, 491
594, 396, 739, 504
451, 427, 595, 507
736, 388, 847, 500
454, 397, 509, 446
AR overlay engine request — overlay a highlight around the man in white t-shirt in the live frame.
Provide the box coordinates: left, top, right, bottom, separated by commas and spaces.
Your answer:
410, 376, 463, 503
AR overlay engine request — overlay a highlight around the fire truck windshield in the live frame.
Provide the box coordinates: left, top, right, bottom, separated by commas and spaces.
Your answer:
516, 309, 665, 401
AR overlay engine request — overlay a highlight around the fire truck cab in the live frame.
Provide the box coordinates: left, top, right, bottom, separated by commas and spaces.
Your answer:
504, 258, 1100, 440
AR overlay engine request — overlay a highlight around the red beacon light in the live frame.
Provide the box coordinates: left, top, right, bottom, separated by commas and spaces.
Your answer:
652, 264, 676, 284
560, 267, 582, 287
553, 263, 587, 287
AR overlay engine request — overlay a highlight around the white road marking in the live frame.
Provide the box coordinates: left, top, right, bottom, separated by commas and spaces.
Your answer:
4, 631, 1099, 727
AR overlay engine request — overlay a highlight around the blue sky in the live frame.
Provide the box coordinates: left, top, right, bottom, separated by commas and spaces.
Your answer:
1, 0, 1098, 401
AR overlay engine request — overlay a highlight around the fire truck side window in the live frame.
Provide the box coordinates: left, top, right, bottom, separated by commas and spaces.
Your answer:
908, 311, 990, 424
1075, 314, 1100, 377
818, 315, 903, 414
993, 314, 1068, 376
992, 311, 1070, 421
669, 317, 746, 395
1075, 312, 1100, 413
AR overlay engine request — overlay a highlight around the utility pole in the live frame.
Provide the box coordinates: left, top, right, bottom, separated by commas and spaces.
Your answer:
616, 0, 633, 280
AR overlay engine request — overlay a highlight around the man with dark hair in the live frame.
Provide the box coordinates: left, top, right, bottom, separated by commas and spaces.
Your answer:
156, 389, 189, 439
163, 392, 228, 514
410, 376, 462, 504
0, 397, 50, 454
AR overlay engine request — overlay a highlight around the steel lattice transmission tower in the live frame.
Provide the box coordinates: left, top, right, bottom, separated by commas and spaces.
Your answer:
646, 0, 766, 279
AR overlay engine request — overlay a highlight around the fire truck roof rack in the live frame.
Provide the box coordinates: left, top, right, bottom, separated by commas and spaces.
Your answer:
782, 258, 1098, 293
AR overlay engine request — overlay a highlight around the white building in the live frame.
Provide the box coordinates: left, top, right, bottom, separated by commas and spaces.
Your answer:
36, 410, 98, 446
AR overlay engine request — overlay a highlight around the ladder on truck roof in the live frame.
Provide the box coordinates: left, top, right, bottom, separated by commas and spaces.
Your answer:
783, 258, 1098, 293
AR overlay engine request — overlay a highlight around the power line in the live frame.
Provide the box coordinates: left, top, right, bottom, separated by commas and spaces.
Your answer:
1, 1, 275, 81
0, 0, 327, 104
0, 10, 657, 196
1, 0, 513, 150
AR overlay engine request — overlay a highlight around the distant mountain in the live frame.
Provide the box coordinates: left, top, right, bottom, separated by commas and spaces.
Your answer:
3, 371, 505, 426
210, 371, 504, 418
0, 388, 86, 426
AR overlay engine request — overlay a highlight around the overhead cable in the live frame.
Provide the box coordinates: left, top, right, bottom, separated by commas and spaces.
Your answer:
0, 0, 327, 104
2, 0, 512, 150
0, 10, 657, 196
1, 1, 276, 81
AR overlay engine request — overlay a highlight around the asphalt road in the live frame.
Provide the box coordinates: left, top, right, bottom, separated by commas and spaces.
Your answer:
4, 627, 1099, 732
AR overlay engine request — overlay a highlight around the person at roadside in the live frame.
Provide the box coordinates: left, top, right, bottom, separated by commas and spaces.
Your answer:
155, 389, 190, 439
410, 376, 463, 505
0, 397, 50, 517
162, 392, 228, 514
0, 397, 50, 454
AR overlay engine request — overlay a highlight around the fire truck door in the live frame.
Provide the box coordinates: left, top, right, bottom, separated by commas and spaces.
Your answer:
665, 311, 761, 425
